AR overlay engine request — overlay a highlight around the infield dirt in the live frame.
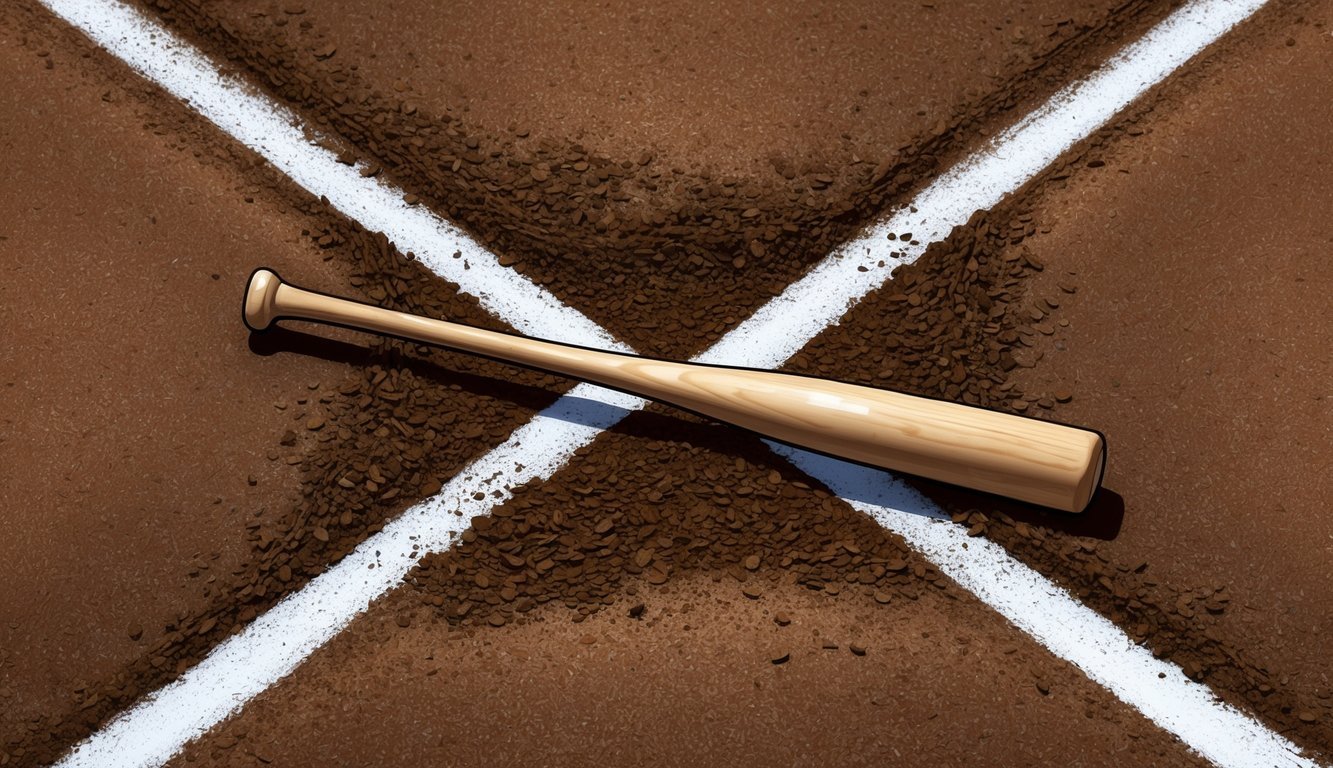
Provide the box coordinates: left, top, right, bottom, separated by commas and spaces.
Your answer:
4, 0, 1330, 765
134, 0, 1179, 358
0, 11, 348, 746
1014, 1, 1332, 739
799, 0, 1332, 750
1, 4, 565, 763
171, 576, 1207, 768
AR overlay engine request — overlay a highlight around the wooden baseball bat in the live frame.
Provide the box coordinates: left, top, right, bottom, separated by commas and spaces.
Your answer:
243, 269, 1105, 512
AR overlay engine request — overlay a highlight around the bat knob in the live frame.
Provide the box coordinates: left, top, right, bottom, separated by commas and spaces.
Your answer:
243, 268, 284, 332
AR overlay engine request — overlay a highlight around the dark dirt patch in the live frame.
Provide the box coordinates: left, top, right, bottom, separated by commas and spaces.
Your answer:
135, 0, 1179, 358
407, 413, 930, 629
168, 448, 1208, 768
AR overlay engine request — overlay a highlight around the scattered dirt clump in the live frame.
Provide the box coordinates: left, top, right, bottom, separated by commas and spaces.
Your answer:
389, 197, 1072, 631
405, 413, 936, 630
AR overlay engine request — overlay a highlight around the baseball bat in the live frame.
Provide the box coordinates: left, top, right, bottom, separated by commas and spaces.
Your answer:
243, 269, 1105, 512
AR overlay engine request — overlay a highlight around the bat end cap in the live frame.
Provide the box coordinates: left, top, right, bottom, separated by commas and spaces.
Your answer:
243, 268, 283, 332
1069, 433, 1108, 513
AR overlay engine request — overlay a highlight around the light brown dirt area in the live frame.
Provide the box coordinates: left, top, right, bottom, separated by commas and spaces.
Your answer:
174, 580, 1204, 767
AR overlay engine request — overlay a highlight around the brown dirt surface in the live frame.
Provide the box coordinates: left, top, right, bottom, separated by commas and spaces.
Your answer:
792, 0, 1333, 756
1015, 0, 1333, 742
135, 0, 1177, 358
0, 3, 572, 764
10, 0, 1330, 764
0, 9, 347, 747
169, 426, 1208, 767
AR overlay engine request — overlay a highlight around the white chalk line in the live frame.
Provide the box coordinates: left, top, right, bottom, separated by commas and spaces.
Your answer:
41, 0, 1316, 767
44, 381, 645, 767
771, 444, 1316, 768
35, 0, 625, 355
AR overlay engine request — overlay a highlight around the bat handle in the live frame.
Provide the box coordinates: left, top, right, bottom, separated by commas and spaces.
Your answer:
244, 269, 1106, 512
